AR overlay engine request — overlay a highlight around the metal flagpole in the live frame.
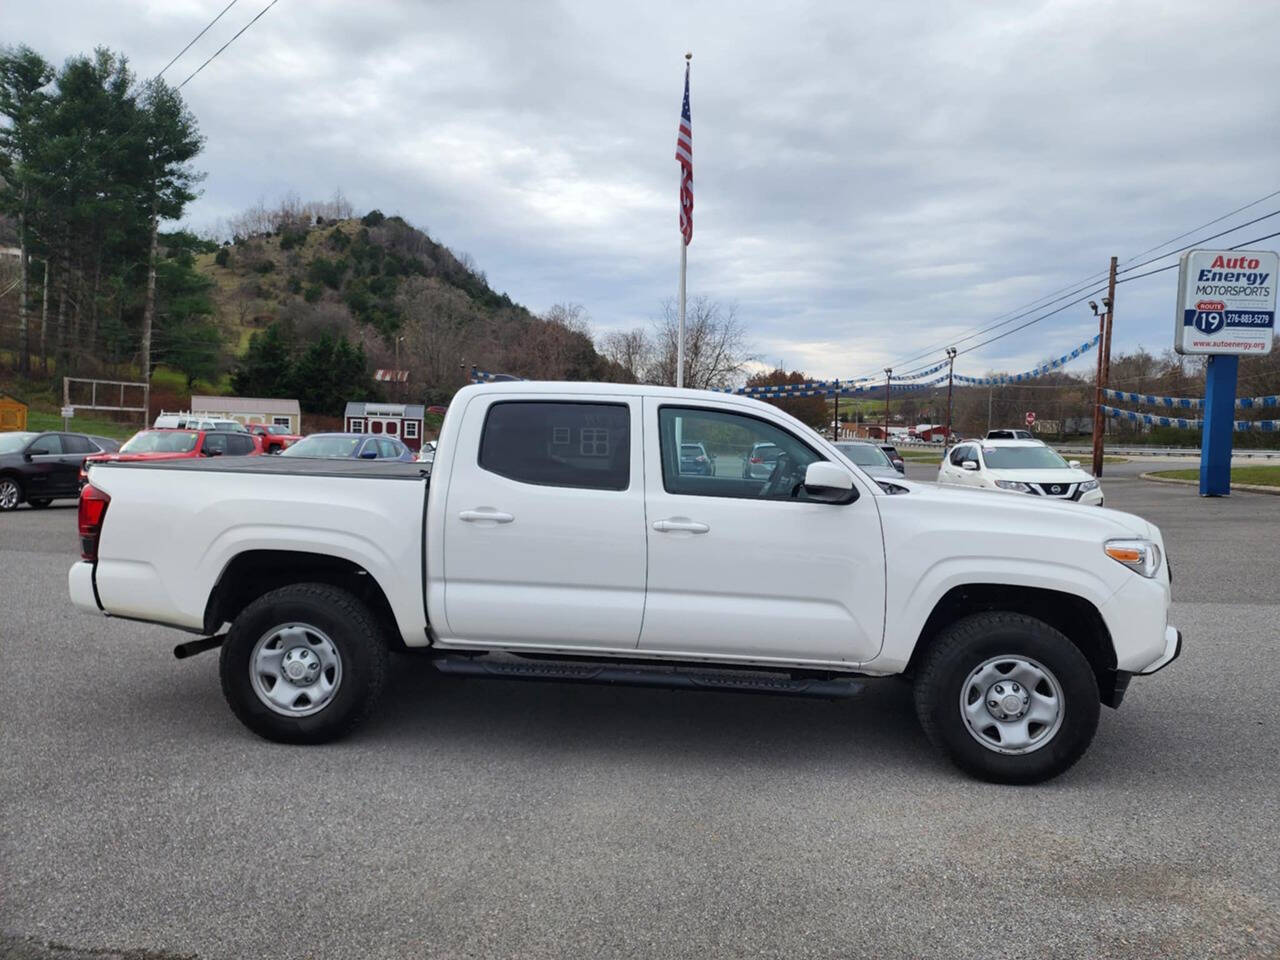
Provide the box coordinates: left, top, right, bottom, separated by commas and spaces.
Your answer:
677, 240, 686, 388
675, 52, 692, 388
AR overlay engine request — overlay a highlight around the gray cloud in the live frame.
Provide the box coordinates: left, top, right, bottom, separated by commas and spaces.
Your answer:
5, 0, 1278, 381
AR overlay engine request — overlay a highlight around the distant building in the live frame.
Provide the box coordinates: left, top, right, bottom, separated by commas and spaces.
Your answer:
344, 401, 425, 451
190, 395, 301, 432
0, 392, 28, 432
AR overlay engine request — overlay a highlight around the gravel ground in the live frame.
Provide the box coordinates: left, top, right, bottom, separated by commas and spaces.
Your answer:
2, 478, 1278, 960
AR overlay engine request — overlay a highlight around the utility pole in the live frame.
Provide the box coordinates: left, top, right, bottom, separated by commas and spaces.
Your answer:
945, 347, 957, 444
1090, 256, 1118, 478
987, 385, 993, 433
883, 368, 892, 439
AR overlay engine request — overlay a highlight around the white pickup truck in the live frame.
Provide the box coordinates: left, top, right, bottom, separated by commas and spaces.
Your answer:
69, 382, 1180, 783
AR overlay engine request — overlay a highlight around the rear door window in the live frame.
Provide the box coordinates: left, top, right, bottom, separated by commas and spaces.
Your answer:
479, 401, 630, 491
202, 433, 229, 456
61, 434, 94, 454
29, 434, 63, 455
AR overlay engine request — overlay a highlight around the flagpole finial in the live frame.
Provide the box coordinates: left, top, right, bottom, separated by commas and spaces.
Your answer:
685, 51, 692, 60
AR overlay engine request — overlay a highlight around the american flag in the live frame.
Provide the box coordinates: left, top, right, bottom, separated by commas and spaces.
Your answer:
675, 61, 693, 245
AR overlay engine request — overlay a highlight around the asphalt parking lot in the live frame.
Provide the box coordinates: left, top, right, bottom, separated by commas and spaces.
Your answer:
2, 468, 1278, 959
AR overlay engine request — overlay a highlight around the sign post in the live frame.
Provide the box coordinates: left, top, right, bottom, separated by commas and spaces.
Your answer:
1174, 249, 1278, 496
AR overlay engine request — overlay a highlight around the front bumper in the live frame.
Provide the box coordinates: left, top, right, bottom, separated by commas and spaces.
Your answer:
1137, 626, 1182, 675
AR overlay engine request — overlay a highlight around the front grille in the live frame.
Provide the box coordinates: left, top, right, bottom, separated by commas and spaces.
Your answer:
1030, 482, 1077, 498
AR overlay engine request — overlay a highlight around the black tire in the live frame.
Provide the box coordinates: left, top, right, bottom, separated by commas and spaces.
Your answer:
0, 476, 23, 512
219, 583, 389, 744
913, 612, 1099, 784
27, 498, 52, 509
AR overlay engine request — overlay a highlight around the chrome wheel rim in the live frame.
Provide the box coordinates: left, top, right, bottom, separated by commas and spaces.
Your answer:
0, 479, 18, 510
960, 655, 1064, 755
250, 623, 342, 718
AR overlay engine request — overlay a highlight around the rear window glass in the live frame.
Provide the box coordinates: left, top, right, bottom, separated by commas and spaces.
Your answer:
121, 431, 198, 454
479, 401, 629, 491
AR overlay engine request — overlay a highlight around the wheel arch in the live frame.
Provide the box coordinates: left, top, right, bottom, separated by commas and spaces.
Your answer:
906, 583, 1122, 706
203, 549, 406, 651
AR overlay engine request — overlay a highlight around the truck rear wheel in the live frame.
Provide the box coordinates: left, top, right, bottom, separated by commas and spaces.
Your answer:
913, 612, 1099, 784
219, 583, 388, 744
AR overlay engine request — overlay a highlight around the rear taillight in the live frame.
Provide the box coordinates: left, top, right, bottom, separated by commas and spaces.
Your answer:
749, 457, 762, 464
78, 483, 110, 561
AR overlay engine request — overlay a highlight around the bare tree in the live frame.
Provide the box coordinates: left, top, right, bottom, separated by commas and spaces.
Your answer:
397, 276, 479, 390
647, 296, 755, 389
599, 327, 651, 383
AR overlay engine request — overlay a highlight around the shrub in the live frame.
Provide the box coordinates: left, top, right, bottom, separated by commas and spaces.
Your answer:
361, 209, 386, 227
286, 275, 303, 295
304, 283, 323, 303
326, 228, 350, 252
279, 227, 308, 251
214, 247, 230, 268
253, 259, 275, 274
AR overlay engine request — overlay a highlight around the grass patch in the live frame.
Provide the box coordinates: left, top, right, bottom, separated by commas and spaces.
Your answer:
1149, 466, 1280, 487
28, 410, 143, 440
899, 449, 943, 463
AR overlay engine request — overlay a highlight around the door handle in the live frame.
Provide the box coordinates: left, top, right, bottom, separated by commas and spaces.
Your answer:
459, 508, 514, 524
652, 518, 710, 534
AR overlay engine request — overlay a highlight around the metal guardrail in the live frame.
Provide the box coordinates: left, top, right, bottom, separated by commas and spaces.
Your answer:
894, 440, 1280, 459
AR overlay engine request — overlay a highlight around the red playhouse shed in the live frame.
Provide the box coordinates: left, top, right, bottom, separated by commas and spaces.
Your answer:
343, 401, 425, 451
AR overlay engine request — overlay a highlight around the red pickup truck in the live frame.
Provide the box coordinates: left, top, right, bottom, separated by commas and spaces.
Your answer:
82, 429, 262, 484
244, 423, 303, 453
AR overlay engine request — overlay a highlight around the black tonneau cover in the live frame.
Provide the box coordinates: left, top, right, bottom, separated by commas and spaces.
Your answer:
92, 456, 429, 482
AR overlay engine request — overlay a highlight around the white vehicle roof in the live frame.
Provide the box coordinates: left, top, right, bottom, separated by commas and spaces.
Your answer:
961, 438, 1046, 448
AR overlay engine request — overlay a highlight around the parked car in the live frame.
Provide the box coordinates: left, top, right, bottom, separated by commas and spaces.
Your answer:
87, 435, 121, 453
879, 443, 906, 473
679, 442, 713, 476
417, 440, 438, 465
70, 382, 1179, 783
986, 429, 1036, 441
244, 423, 302, 454
82, 429, 263, 484
834, 441, 903, 480
0, 430, 108, 510
938, 439, 1103, 505
280, 433, 416, 462
743, 441, 780, 479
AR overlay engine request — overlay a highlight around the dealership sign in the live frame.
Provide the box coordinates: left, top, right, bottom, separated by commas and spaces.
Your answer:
1175, 249, 1277, 355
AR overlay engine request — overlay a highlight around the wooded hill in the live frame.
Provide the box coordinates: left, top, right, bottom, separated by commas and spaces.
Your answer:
213, 205, 628, 416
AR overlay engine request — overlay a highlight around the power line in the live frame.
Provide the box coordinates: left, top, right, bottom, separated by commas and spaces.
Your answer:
177, 0, 281, 90
1116, 208, 1280, 276
1117, 187, 1280, 268
156, 1, 240, 81
883, 206, 1280, 379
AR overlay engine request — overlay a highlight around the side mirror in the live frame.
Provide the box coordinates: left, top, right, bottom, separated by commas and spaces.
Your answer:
203, 448, 223, 457
1068, 460, 1081, 469
803, 461, 857, 503
894, 461, 906, 474
962, 460, 979, 471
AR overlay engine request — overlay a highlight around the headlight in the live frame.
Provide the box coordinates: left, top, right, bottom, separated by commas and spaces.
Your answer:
994, 480, 1032, 493
1104, 538, 1163, 578
1079, 479, 1099, 492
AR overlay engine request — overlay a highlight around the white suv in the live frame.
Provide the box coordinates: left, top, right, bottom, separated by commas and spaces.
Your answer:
938, 439, 1103, 506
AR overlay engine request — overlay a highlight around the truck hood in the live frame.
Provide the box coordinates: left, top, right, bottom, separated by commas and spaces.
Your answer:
879, 476, 1153, 540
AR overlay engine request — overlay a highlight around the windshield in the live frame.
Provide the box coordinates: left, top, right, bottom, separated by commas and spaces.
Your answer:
282, 435, 361, 458
120, 431, 199, 454
836, 443, 892, 468
982, 446, 1069, 470
0, 432, 37, 455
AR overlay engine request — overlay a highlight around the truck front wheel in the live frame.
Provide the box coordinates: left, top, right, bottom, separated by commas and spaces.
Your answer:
219, 583, 388, 744
913, 612, 1099, 784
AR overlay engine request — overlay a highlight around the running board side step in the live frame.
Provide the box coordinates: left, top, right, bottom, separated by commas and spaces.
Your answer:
431, 656, 863, 699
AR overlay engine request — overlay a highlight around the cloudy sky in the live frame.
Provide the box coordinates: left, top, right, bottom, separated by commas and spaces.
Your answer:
5, 0, 1279, 381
